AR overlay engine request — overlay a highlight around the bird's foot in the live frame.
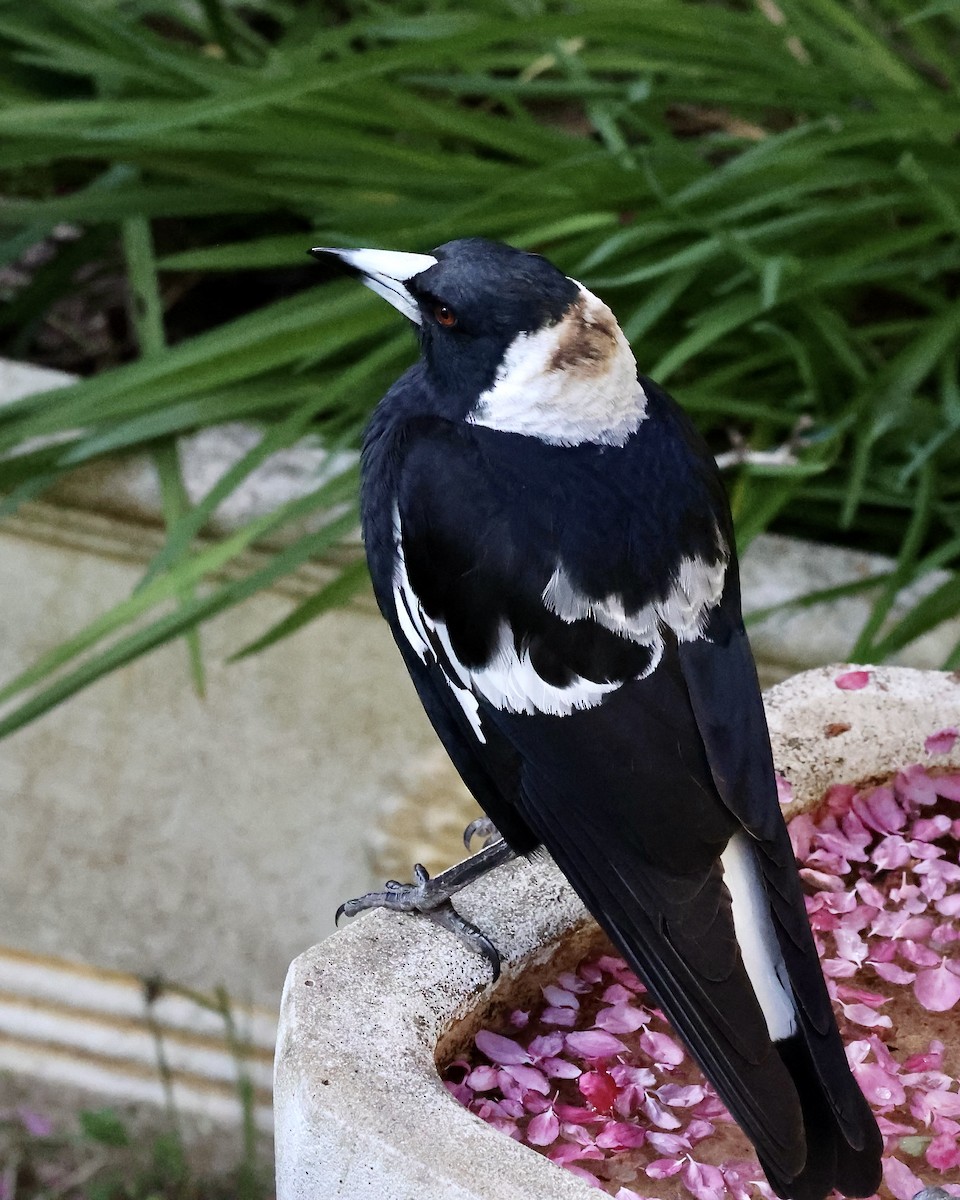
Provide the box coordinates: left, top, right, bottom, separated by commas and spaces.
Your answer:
463, 816, 500, 850
336, 837, 515, 980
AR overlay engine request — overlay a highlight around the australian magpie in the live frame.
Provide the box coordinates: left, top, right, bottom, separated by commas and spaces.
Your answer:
311, 238, 882, 1200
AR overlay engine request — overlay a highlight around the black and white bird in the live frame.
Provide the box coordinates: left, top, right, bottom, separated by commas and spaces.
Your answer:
312, 238, 882, 1200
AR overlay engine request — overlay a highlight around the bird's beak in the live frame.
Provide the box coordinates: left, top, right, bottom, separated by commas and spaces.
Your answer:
309, 246, 438, 325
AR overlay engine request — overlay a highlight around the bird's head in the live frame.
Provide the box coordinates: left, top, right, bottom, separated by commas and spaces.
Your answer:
311, 237, 646, 446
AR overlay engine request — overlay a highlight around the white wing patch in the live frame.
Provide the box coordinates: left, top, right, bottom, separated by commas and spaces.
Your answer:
542, 552, 726, 652
393, 513, 726, 731
720, 832, 797, 1041
466, 284, 647, 447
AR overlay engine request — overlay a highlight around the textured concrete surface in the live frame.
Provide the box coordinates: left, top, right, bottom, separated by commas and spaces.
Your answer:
274, 666, 960, 1200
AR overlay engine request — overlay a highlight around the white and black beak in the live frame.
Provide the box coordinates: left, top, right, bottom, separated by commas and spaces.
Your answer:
309, 247, 438, 325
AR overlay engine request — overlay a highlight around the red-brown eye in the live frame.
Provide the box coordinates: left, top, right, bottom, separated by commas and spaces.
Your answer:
433, 303, 457, 328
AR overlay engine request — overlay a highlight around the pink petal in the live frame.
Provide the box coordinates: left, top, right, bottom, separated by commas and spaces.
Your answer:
934, 771, 960, 800
840, 1001, 892, 1028
579, 1068, 619, 1113
646, 1131, 691, 1155
645, 1159, 685, 1180
596, 1120, 647, 1150
853, 1062, 906, 1108
869, 960, 916, 985
566, 1030, 628, 1060
475, 1030, 529, 1065
542, 984, 580, 1009
899, 939, 941, 967
465, 1065, 500, 1091
656, 1083, 708, 1107
925, 726, 959, 756
835, 669, 871, 690
639, 1029, 686, 1066
503, 1063, 550, 1094
775, 772, 793, 805
595, 1003, 648, 1033
853, 786, 906, 834
541, 1005, 577, 1026
526, 1109, 560, 1146
914, 959, 960, 1011
682, 1158, 728, 1200
602, 983, 637, 1005
543, 1057, 582, 1079
927, 1130, 960, 1170
882, 1155, 923, 1200
642, 1094, 683, 1130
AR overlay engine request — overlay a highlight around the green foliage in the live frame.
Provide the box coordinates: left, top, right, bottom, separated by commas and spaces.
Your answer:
1, 0, 960, 735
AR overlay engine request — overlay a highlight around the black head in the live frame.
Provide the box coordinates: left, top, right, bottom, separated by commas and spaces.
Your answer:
310, 238, 580, 413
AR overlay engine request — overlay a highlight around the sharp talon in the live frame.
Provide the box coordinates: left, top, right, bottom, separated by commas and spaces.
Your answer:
463, 817, 499, 851
413, 863, 430, 885
335, 903, 347, 927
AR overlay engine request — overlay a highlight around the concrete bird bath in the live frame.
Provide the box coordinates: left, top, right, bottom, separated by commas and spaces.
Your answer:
274, 665, 960, 1200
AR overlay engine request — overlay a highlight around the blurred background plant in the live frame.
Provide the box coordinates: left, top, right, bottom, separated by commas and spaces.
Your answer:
1, 0, 959, 739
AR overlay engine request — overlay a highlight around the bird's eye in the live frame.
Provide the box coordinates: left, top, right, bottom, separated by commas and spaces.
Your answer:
433, 303, 458, 328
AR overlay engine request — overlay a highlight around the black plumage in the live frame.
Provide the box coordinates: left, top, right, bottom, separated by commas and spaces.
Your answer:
315, 237, 882, 1200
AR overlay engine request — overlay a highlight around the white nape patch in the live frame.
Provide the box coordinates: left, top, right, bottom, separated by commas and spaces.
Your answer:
467, 284, 647, 446
720, 832, 797, 1042
542, 552, 726, 651
314, 247, 438, 325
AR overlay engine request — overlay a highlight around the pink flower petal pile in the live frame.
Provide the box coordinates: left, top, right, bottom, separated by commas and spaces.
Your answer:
442, 759, 960, 1199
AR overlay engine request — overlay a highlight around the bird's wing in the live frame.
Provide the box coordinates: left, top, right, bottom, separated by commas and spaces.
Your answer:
390, 416, 879, 1199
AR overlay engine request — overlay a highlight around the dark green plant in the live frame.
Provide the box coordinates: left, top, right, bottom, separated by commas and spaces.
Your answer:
1, 0, 959, 737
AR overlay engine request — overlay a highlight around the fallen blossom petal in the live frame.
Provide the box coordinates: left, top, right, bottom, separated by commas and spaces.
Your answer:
936, 894, 960, 917
595, 1003, 649, 1033
646, 1131, 690, 1155
656, 1083, 708, 1107
541, 1005, 578, 1026
882, 1155, 924, 1200
914, 959, 960, 1011
934, 772, 960, 801
912, 814, 953, 841
528, 1032, 564, 1060
645, 1159, 685, 1180
556, 969, 592, 993
927, 1131, 960, 1170
641, 1094, 683, 1130
899, 939, 942, 967
853, 786, 907, 834
775, 772, 793, 804
508, 1009, 529, 1029
639, 1029, 686, 1066
896, 764, 939, 808
579, 1069, 619, 1113
869, 960, 917, 985
682, 1157, 728, 1200
465, 1065, 499, 1092
686, 1117, 719, 1142
564, 1164, 606, 1187
903, 1041, 944, 1072
17, 1108, 55, 1137
596, 1120, 647, 1150
526, 1109, 560, 1146
835, 669, 871, 690
566, 1030, 628, 1059
853, 1061, 906, 1108
840, 1002, 892, 1028
602, 983, 637, 1005
925, 727, 959, 756
911, 1088, 960, 1124
543, 1057, 582, 1079
543, 984, 580, 1009
475, 1030, 529, 1065
836, 984, 889, 1006
871, 835, 912, 870
502, 1063, 550, 1094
